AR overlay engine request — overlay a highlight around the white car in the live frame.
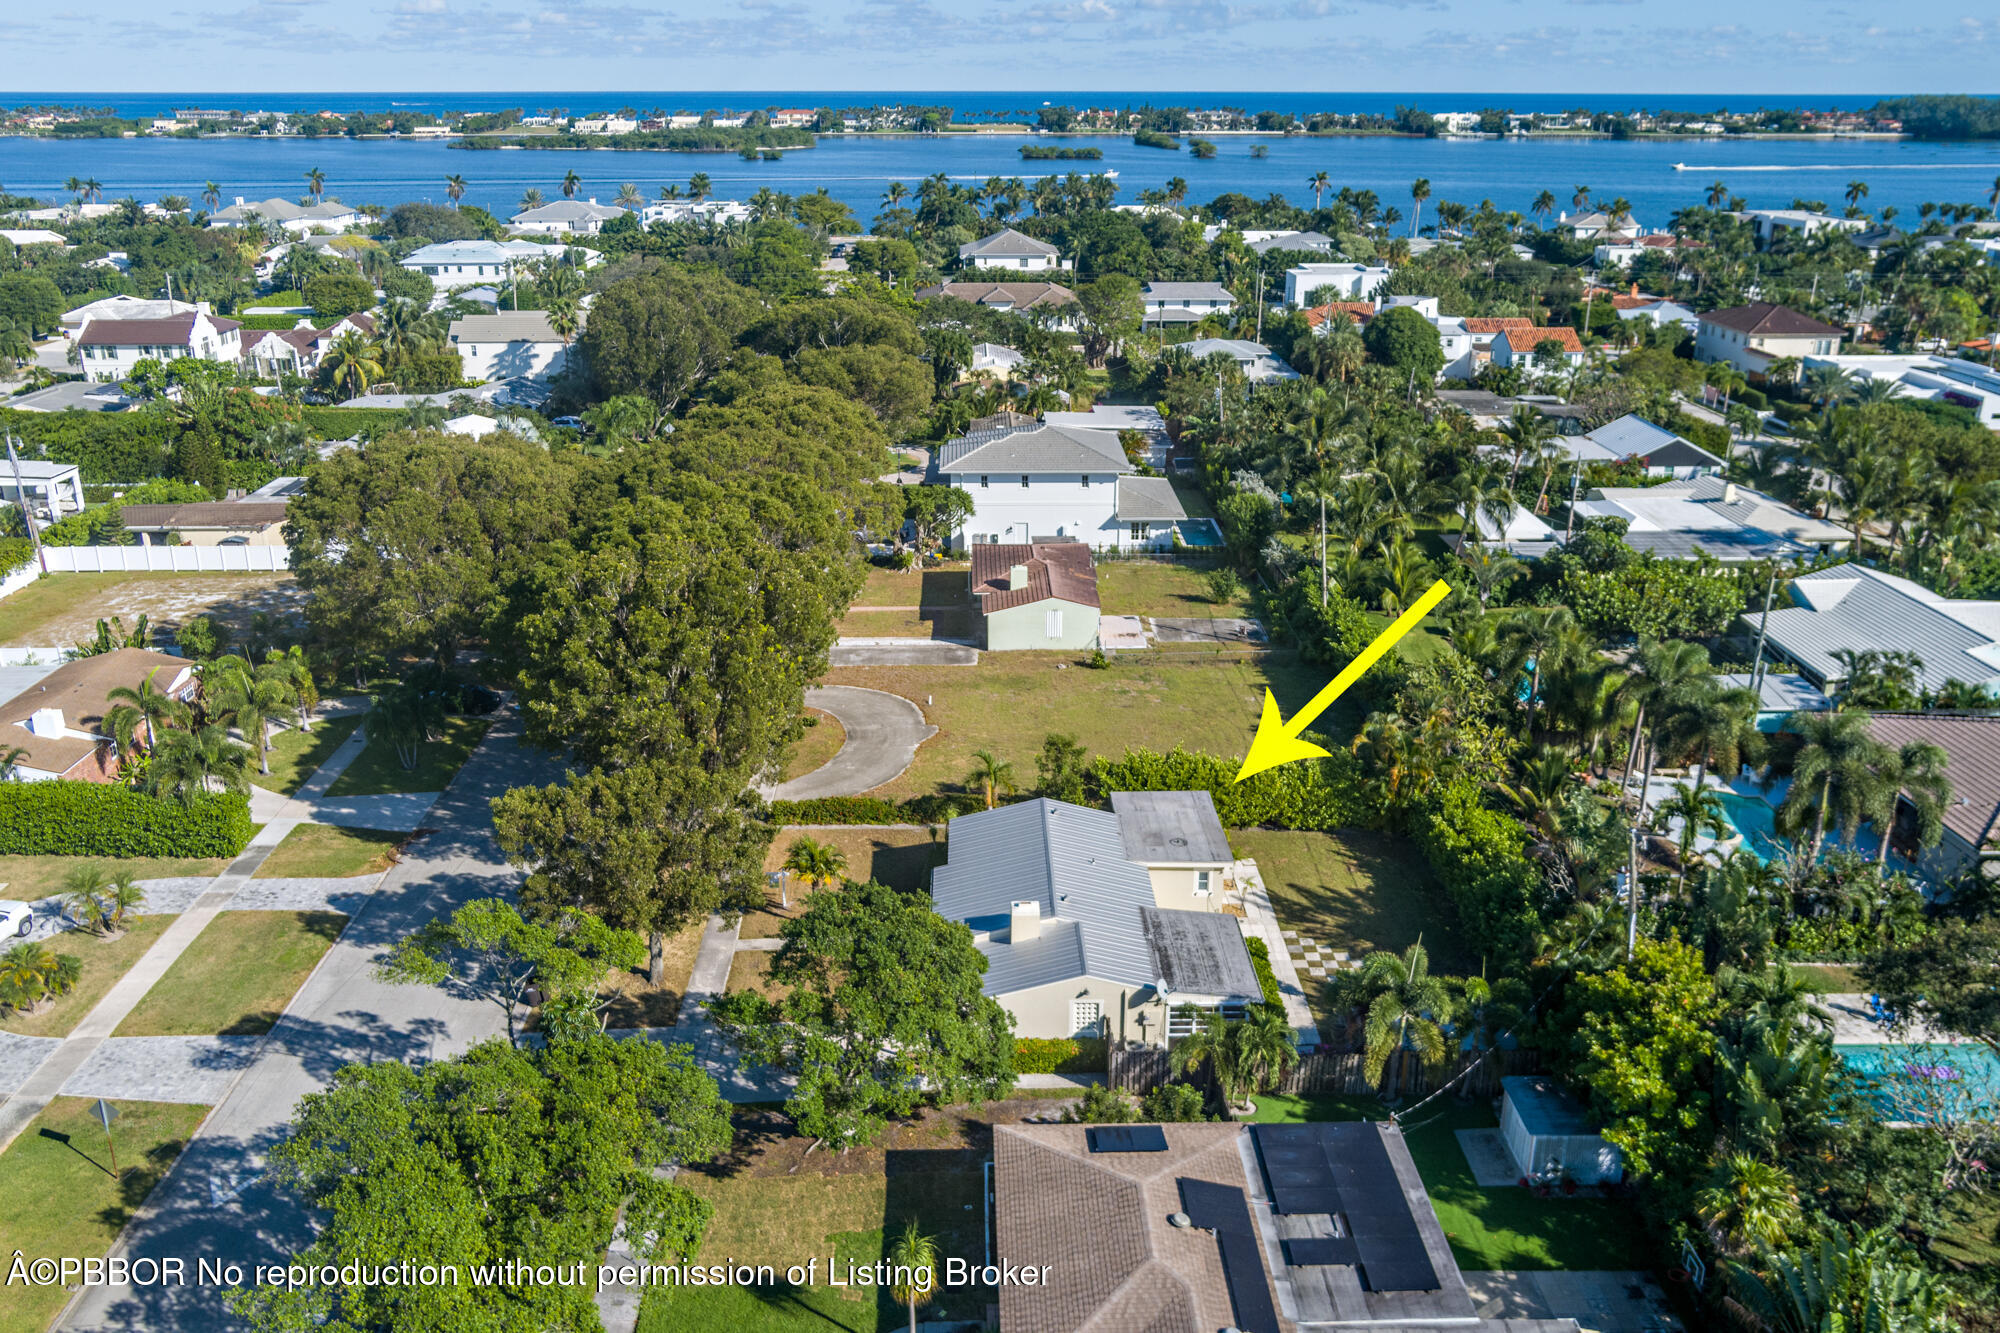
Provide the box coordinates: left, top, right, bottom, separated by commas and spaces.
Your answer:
0, 900, 34, 938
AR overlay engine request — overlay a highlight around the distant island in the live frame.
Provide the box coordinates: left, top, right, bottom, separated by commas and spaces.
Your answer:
454, 126, 815, 153
1018, 145, 1102, 160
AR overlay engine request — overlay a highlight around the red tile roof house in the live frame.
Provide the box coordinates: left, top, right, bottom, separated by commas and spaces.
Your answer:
1491, 325, 1587, 378
0, 649, 197, 782
75, 308, 242, 384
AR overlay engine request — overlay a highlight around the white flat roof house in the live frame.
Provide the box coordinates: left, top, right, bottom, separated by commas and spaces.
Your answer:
207, 196, 362, 235
1285, 262, 1391, 308
0, 458, 84, 522
1801, 353, 2000, 429
1736, 209, 1866, 249
447, 310, 578, 384
958, 227, 1068, 272
969, 342, 1026, 376
641, 198, 754, 227
507, 199, 629, 236
0, 228, 65, 250
1181, 337, 1299, 383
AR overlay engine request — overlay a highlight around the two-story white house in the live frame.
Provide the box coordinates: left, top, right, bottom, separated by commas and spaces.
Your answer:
1736, 209, 1866, 250
401, 239, 558, 288
937, 421, 1188, 550
1284, 262, 1391, 308
1181, 338, 1299, 383
1140, 281, 1236, 326
76, 307, 242, 383
1490, 325, 1586, 378
1696, 302, 1844, 375
508, 199, 629, 236
958, 227, 1068, 272
641, 198, 754, 227
447, 310, 576, 383
207, 197, 362, 235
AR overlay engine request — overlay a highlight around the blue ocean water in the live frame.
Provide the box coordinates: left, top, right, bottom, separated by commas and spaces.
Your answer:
3, 93, 1995, 225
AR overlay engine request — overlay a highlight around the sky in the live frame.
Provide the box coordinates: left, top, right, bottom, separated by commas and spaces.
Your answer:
3, 0, 1996, 95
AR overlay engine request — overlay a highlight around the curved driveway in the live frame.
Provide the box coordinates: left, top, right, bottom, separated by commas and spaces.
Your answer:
761, 685, 936, 800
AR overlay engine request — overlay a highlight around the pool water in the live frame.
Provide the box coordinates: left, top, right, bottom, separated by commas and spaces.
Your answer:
1838, 1044, 2000, 1121
1175, 520, 1223, 548
1712, 790, 1885, 866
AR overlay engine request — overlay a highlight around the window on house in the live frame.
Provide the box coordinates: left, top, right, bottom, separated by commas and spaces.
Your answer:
1194, 870, 1212, 895
980, 475, 989, 488
1020, 475, 1030, 488
1130, 522, 1149, 540
1080, 475, 1090, 487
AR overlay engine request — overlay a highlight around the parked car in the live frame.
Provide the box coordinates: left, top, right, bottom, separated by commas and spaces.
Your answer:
0, 901, 35, 938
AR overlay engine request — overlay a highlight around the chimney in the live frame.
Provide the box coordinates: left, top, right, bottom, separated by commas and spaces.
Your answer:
1009, 899, 1041, 942
27, 707, 65, 737
234, 196, 245, 207
1009, 562, 1029, 590
1722, 483, 1740, 503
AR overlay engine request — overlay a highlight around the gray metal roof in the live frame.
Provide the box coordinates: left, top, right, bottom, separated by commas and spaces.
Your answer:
1577, 413, 1720, 465
1247, 230, 1334, 254
1141, 908, 1260, 998
1112, 791, 1231, 862
1717, 672, 1833, 714
448, 311, 566, 344
1758, 565, 2000, 691
938, 423, 1134, 476
960, 227, 1060, 259
1113, 476, 1188, 523
511, 200, 627, 222
1142, 282, 1235, 302
933, 798, 1159, 994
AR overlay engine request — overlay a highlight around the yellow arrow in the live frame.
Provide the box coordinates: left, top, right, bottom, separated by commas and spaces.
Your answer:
1234, 578, 1453, 782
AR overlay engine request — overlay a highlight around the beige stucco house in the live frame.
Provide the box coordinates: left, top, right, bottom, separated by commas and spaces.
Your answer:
1695, 301, 1843, 375
971, 540, 1101, 651
931, 792, 1255, 1043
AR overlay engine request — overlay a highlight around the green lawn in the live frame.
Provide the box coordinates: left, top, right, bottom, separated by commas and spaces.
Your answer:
781, 709, 846, 782
249, 715, 360, 796
639, 1154, 990, 1333
0, 853, 227, 901
1171, 478, 1217, 521
0, 916, 175, 1039
1233, 828, 1469, 1022
0, 1097, 211, 1333
822, 649, 1349, 801
1244, 1094, 1647, 1272
115, 911, 345, 1036
1096, 559, 1251, 619
323, 714, 489, 796
750, 828, 942, 937
840, 567, 977, 641
252, 824, 405, 879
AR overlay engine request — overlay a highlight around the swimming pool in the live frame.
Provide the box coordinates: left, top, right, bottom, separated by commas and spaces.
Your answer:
1712, 790, 1886, 866
1838, 1044, 2000, 1122
1175, 519, 1223, 548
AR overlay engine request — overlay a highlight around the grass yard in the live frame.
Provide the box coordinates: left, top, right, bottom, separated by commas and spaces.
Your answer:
0, 853, 227, 900
1096, 559, 1252, 619
0, 1097, 212, 1333
1787, 963, 1863, 993
726, 950, 787, 1002
597, 919, 706, 1029
1244, 1094, 1647, 1272
252, 824, 406, 879
821, 649, 1345, 801
839, 567, 977, 641
0, 916, 175, 1039
248, 715, 360, 796
324, 714, 489, 797
781, 709, 846, 782
1171, 478, 1217, 520
115, 910, 345, 1037
749, 828, 942, 938
0, 571, 301, 649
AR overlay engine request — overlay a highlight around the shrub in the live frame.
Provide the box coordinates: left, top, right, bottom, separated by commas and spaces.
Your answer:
1013, 1036, 1108, 1075
765, 794, 970, 826
302, 271, 377, 320
1245, 937, 1284, 1007
1404, 780, 1539, 962
0, 535, 32, 576
0, 784, 253, 858
1091, 745, 1382, 832
1141, 1081, 1211, 1122
1060, 1082, 1139, 1122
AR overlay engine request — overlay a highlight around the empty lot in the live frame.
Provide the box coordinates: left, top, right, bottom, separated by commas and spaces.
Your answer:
0, 572, 303, 648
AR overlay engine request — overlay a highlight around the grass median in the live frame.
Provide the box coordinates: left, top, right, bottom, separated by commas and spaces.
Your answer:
115, 910, 346, 1037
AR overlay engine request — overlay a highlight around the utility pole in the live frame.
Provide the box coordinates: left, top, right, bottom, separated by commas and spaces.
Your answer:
1254, 270, 1265, 343
1750, 565, 1778, 697
1625, 744, 1656, 961
1563, 462, 1582, 540
5, 434, 47, 573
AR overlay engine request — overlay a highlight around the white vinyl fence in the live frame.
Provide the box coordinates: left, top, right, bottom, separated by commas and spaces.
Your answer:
35, 545, 293, 573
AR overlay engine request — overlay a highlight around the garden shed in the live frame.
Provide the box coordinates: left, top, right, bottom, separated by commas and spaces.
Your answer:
1498, 1076, 1624, 1186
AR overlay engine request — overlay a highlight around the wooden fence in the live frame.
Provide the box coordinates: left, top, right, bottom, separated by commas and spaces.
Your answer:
1108, 1043, 1542, 1102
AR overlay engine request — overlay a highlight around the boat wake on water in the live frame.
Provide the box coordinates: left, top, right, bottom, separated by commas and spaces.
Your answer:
1674, 161, 2000, 172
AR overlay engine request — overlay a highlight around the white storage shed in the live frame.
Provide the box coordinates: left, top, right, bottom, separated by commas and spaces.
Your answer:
1499, 1075, 1624, 1186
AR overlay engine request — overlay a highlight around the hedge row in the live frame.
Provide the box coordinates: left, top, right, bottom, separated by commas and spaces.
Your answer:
1013, 1037, 1108, 1075
1245, 937, 1284, 1008
1090, 746, 1382, 833
765, 794, 973, 825
0, 784, 254, 858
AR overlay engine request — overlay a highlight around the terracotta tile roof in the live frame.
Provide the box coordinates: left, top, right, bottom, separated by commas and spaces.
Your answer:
1503, 326, 1584, 353
971, 541, 1099, 613
1462, 317, 1534, 334
994, 1123, 1267, 1333
1700, 301, 1844, 339
0, 647, 195, 776
1301, 301, 1376, 328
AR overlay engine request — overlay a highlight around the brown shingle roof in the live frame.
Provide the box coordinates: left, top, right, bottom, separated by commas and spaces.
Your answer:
995, 1123, 1274, 1333
916, 281, 1079, 310
1701, 301, 1843, 339
1, 647, 195, 776
116, 501, 291, 531
1865, 713, 2000, 850
970, 541, 1100, 613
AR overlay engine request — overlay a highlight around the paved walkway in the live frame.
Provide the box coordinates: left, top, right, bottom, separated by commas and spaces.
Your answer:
67, 708, 563, 1332
830, 641, 978, 666
1233, 857, 1321, 1046
245, 708, 442, 831
618, 912, 798, 1104
1464, 1270, 1682, 1333
759, 684, 937, 801
63, 1036, 263, 1104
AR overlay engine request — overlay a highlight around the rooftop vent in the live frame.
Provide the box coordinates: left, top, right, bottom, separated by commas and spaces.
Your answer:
1168, 1212, 1192, 1229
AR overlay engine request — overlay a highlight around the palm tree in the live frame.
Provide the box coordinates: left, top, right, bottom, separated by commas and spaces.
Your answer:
0, 942, 66, 1015
201, 181, 222, 210
966, 749, 1016, 810
1621, 636, 1718, 790
688, 172, 712, 200
1658, 680, 1760, 789
882, 181, 910, 209
1408, 177, 1430, 237
104, 668, 189, 757
615, 181, 644, 209
1531, 189, 1556, 223
1307, 171, 1331, 210
1333, 941, 1458, 1087
304, 168, 326, 201
264, 645, 318, 733
1844, 179, 1870, 210
1173, 1005, 1298, 1111
885, 1221, 939, 1333
60, 864, 114, 934
519, 186, 545, 211
1499, 406, 1552, 486
560, 170, 582, 200
1781, 710, 1890, 862
207, 659, 296, 776
321, 331, 384, 400
1571, 184, 1591, 211
1655, 783, 1732, 886
1872, 739, 1950, 872
543, 294, 582, 347
1707, 180, 1730, 208
1698, 1154, 1803, 1254
365, 687, 439, 771
145, 724, 251, 804
1499, 605, 1584, 725
1, 743, 28, 778
444, 174, 467, 207
779, 836, 847, 898
82, 178, 103, 204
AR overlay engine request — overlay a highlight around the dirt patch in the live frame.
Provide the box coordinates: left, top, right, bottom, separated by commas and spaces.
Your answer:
0, 572, 304, 648
690, 1095, 1084, 1182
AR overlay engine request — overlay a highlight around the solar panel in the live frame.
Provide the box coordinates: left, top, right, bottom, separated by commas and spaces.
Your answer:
1085, 1125, 1167, 1153
1179, 1178, 1254, 1234
1360, 1254, 1441, 1293
1283, 1236, 1360, 1267
1218, 1229, 1282, 1333
1249, 1120, 1443, 1292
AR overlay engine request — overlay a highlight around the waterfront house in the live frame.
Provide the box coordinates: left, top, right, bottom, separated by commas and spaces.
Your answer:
1736, 209, 1866, 249
207, 197, 362, 235
958, 227, 1068, 272
507, 199, 628, 237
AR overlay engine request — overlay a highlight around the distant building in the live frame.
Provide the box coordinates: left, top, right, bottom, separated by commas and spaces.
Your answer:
1284, 261, 1391, 307
1180, 337, 1298, 383
914, 280, 1078, 326
1140, 281, 1236, 325
207, 196, 362, 235
0, 458, 84, 522
1736, 208, 1866, 249
507, 199, 628, 237
1570, 474, 1850, 559
640, 198, 753, 227
77, 308, 242, 383
447, 310, 577, 383
1801, 353, 2000, 429
958, 227, 1068, 272
1697, 302, 1844, 374
1489, 325, 1586, 376
401, 239, 555, 286
117, 499, 291, 548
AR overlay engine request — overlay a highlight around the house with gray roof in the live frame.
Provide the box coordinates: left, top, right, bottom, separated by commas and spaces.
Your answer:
957, 227, 1068, 272
931, 793, 1253, 1042
1549, 413, 1725, 477
1141, 281, 1236, 325
1755, 564, 2000, 697
448, 310, 578, 383
1182, 338, 1299, 383
935, 421, 1188, 551
507, 198, 629, 237
207, 196, 362, 235
1569, 474, 1850, 561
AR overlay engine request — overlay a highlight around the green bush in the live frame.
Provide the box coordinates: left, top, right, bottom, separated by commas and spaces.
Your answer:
765, 794, 970, 825
1737, 387, 1769, 411
0, 784, 253, 858
1404, 780, 1539, 963
0, 535, 32, 575
1013, 1036, 1108, 1074
1245, 937, 1284, 1007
